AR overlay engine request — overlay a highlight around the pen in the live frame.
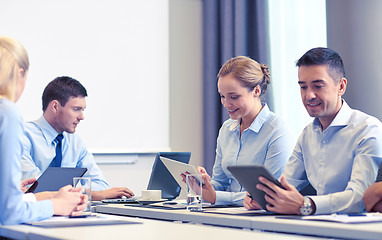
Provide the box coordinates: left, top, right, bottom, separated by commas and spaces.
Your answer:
68, 214, 97, 218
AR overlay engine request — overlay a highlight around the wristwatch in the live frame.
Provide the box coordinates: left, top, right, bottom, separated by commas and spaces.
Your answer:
300, 197, 314, 215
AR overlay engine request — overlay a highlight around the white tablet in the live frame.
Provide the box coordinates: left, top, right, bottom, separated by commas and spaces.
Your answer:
160, 156, 204, 190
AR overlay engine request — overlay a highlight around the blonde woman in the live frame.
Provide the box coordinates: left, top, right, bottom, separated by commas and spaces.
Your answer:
197, 56, 292, 206
0, 36, 86, 225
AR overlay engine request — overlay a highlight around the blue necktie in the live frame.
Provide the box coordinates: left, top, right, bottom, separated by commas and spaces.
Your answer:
49, 134, 63, 167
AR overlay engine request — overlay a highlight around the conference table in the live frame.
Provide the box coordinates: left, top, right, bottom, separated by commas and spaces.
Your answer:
0, 213, 325, 240
1, 203, 382, 239
96, 204, 382, 240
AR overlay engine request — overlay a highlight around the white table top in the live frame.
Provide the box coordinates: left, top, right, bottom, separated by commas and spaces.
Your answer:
96, 204, 382, 240
0, 214, 325, 240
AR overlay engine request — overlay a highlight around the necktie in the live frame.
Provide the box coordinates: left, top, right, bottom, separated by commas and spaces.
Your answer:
49, 134, 64, 167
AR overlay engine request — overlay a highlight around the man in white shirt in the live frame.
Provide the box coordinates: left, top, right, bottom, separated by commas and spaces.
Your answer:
244, 47, 382, 215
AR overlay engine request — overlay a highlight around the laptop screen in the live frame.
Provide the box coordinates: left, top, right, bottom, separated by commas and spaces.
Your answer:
147, 152, 191, 200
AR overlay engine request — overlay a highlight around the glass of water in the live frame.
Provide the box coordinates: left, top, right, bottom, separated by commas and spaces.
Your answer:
186, 173, 203, 211
73, 177, 92, 212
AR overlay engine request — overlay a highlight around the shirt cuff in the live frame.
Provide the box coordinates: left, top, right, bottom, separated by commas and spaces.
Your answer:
23, 193, 37, 202
214, 191, 245, 206
309, 195, 331, 215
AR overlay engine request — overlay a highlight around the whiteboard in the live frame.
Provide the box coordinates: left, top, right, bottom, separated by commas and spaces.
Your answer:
1, 0, 170, 153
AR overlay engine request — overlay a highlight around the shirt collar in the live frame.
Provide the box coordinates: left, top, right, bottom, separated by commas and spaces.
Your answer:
228, 104, 271, 133
35, 115, 60, 144
313, 99, 352, 130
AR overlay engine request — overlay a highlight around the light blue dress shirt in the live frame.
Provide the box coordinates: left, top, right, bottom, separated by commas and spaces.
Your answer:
212, 104, 292, 206
284, 101, 382, 214
0, 99, 53, 225
21, 115, 109, 191
376, 163, 382, 182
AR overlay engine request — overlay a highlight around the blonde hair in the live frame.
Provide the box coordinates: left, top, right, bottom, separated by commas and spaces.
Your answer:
217, 56, 270, 96
0, 36, 29, 101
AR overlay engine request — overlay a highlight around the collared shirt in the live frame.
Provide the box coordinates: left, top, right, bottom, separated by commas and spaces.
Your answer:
21, 115, 109, 191
284, 100, 382, 214
0, 99, 53, 225
212, 104, 292, 206
376, 162, 382, 182
23, 193, 37, 202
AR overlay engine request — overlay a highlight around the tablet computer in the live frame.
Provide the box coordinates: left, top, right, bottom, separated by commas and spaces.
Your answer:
26, 167, 87, 193
147, 152, 191, 200
227, 165, 285, 210
160, 156, 204, 190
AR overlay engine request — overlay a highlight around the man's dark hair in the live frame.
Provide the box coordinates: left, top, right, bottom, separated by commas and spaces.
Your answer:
42, 76, 87, 111
296, 47, 345, 83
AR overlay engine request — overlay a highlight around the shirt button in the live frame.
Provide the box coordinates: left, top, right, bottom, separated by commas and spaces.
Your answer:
318, 184, 322, 188
320, 162, 324, 166
323, 140, 326, 144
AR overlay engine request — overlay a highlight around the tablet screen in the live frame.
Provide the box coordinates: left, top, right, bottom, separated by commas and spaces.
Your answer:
26, 167, 87, 193
227, 165, 284, 210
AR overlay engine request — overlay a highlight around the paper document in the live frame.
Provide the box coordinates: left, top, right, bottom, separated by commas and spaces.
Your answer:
302, 213, 382, 223
26, 214, 142, 228
202, 207, 274, 216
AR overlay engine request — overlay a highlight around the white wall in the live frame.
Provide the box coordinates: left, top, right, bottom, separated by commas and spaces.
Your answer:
2, 0, 170, 153
97, 0, 204, 193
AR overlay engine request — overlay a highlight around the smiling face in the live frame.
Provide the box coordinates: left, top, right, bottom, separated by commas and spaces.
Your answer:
218, 74, 261, 125
50, 96, 86, 133
298, 65, 346, 130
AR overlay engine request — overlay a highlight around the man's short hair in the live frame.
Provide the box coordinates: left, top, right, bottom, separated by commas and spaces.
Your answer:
42, 76, 87, 111
296, 47, 345, 83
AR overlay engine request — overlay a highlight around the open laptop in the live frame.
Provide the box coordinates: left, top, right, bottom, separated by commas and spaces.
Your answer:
147, 152, 191, 199
102, 152, 191, 204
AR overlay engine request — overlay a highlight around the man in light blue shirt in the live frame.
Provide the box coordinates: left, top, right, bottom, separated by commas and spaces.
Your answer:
22, 76, 134, 201
244, 47, 382, 215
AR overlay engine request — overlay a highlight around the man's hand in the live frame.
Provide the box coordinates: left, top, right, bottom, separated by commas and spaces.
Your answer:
92, 187, 134, 201
51, 185, 88, 216
35, 191, 57, 201
257, 175, 304, 214
20, 178, 36, 193
243, 192, 262, 210
363, 182, 382, 212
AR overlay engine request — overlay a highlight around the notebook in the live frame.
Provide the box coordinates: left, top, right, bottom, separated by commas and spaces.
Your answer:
26, 167, 87, 193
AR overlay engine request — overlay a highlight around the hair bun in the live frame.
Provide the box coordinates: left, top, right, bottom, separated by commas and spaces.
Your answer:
260, 64, 271, 84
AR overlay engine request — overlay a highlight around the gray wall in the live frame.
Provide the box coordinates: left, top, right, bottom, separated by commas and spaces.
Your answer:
169, 0, 203, 166
327, 0, 382, 121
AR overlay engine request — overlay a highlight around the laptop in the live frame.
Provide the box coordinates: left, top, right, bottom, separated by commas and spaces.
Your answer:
102, 152, 191, 204
147, 152, 191, 200
26, 167, 87, 193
